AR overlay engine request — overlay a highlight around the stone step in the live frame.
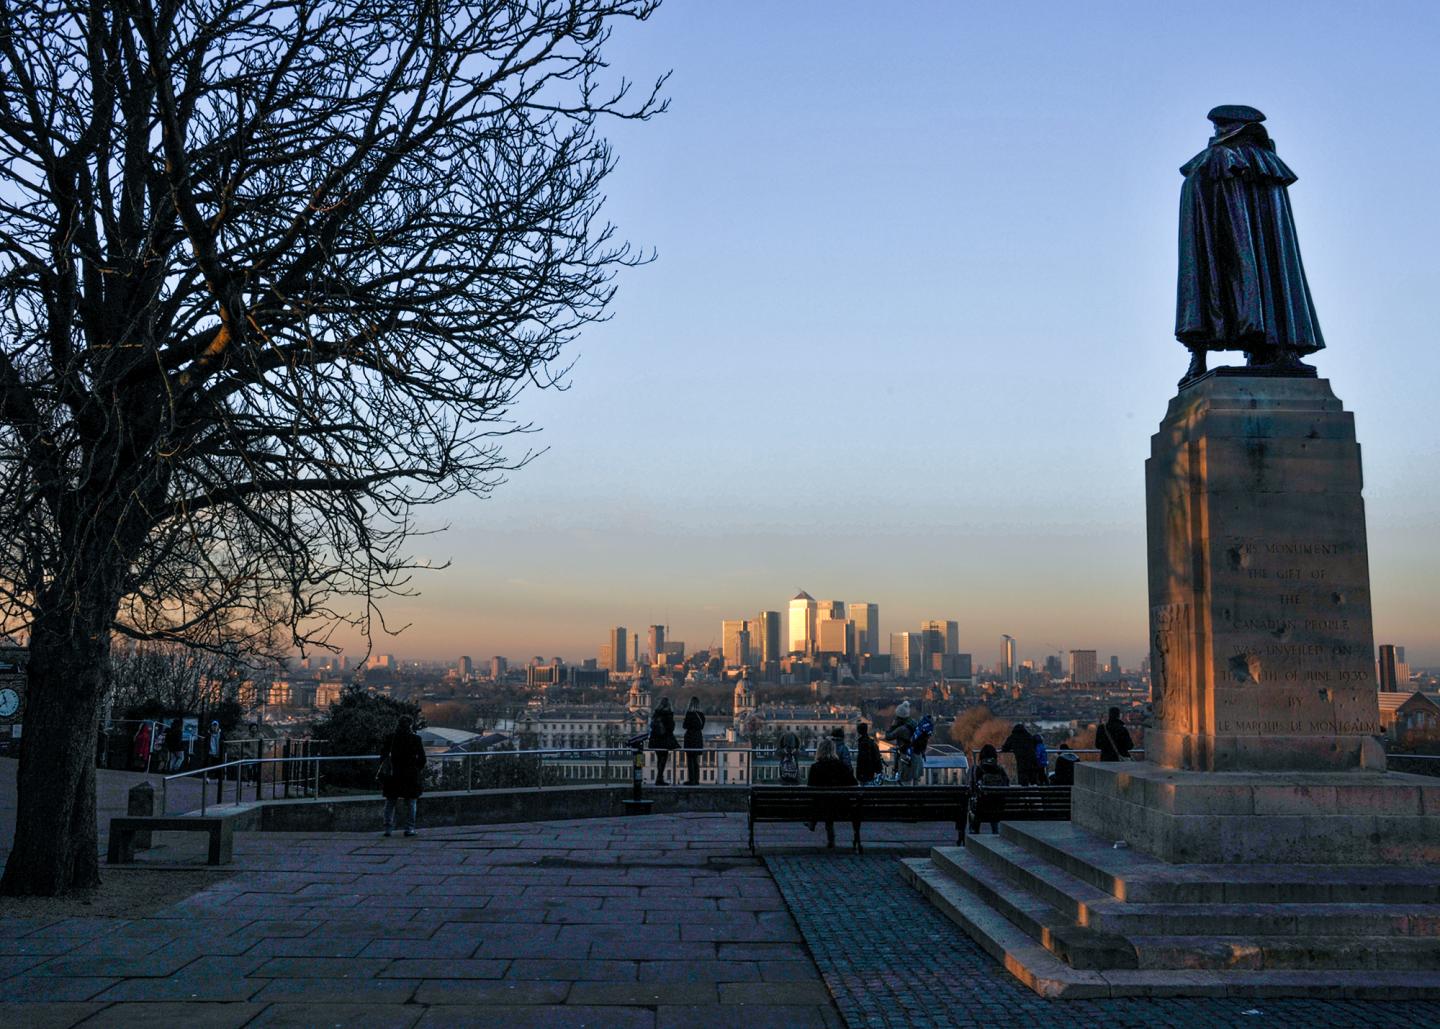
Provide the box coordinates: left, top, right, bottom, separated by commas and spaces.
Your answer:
928, 845, 1137, 969
902, 857, 1440, 999
1128, 934, 1440, 971
955, 834, 1440, 938
958, 832, 1119, 926
1000, 821, 1440, 904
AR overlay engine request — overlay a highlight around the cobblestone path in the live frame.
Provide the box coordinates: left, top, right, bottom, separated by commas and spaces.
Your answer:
768, 852, 1440, 1029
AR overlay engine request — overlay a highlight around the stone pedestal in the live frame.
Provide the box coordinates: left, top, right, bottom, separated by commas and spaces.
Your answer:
1144, 373, 1382, 773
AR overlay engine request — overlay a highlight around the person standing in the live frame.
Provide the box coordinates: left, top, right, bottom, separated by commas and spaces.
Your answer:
132, 721, 153, 772
854, 723, 883, 784
968, 744, 1010, 835
649, 697, 677, 785
829, 727, 853, 772
378, 715, 427, 837
164, 717, 186, 772
806, 737, 857, 848
885, 702, 916, 780
1097, 708, 1134, 762
682, 696, 706, 786
1002, 723, 1040, 786
1032, 732, 1049, 783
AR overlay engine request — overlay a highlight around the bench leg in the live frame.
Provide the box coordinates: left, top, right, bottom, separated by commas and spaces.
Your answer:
106, 829, 132, 865
852, 820, 862, 855
748, 817, 755, 855
209, 824, 234, 865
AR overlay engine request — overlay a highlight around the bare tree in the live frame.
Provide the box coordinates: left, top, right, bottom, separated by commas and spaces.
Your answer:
0, 0, 665, 895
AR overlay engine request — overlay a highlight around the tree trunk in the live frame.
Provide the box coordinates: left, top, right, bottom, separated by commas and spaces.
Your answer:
0, 610, 111, 896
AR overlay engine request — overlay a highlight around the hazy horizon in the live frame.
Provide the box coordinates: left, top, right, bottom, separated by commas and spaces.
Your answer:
312, 2, 1440, 668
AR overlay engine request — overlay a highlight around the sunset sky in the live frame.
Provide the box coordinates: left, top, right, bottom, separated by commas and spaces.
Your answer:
341, 1, 1440, 668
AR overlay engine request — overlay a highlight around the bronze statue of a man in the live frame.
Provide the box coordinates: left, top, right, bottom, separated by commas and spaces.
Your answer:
1176, 105, 1325, 385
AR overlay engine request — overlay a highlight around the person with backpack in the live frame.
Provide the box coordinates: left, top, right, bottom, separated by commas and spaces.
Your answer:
681, 696, 706, 786
854, 723, 883, 784
1032, 732, 1049, 783
649, 697, 678, 784
777, 729, 801, 785
885, 702, 916, 780
903, 713, 934, 784
378, 715, 427, 837
969, 743, 1011, 834
1002, 722, 1041, 786
1097, 707, 1134, 762
1050, 743, 1081, 786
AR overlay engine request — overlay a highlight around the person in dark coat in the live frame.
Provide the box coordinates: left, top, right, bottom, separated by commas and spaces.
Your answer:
681, 696, 706, 786
968, 744, 1010, 835
806, 738, 857, 848
649, 698, 677, 785
164, 717, 186, 772
1050, 743, 1080, 786
1001, 723, 1041, 786
1097, 708, 1134, 762
379, 716, 427, 837
854, 723, 883, 784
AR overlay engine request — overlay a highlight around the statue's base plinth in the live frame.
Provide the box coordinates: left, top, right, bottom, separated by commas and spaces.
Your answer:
1072, 760, 1440, 864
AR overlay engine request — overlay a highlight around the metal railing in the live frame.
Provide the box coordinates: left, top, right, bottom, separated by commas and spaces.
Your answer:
157, 743, 959, 815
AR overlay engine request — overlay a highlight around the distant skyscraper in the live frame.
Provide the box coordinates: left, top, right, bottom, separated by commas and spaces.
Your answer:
1069, 649, 1098, 684
756, 611, 782, 666
598, 644, 612, 670
816, 616, 853, 658
1109, 654, 1121, 674
490, 656, 507, 679
921, 620, 960, 655
606, 627, 629, 673
788, 590, 817, 655
1000, 635, 1017, 688
890, 631, 923, 679
1044, 654, 1062, 678
722, 620, 751, 668
648, 625, 666, 665
849, 603, 879, 656
1378, 644, 1410, 691
816, 599, 845, 621
458, 656, 473, 678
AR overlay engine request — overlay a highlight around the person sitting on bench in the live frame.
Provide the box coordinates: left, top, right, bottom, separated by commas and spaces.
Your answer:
805, 737, 857, 848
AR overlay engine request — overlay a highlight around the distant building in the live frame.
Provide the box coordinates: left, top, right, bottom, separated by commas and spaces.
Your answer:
1378, 690, 1440, 748
366, 654, 396, 670
647, 625, 666, 665
1044, 654, 1062, 678
605, 626, 629, 673
1379, 644, 1410, 691
756, 610, 782, 670
1000, 635, 1018, 688
849, 603, 880, 659
1070, 649, 1098, 685
921, 620, 960, 656
722, 620, 751, 669
816, 616, 853, 659
458, 656, 473, 678
663, 641, 686, 662
788, 590, 817, 655
891, 632, 923, 680
489, 656, 508, 680
1108, 655, 1121, 675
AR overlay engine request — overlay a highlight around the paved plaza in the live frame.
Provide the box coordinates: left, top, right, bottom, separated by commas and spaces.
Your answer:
2, 810, 1440, 1027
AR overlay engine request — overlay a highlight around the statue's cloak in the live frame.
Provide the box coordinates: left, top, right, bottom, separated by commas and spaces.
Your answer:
1175, 132, 1325, 354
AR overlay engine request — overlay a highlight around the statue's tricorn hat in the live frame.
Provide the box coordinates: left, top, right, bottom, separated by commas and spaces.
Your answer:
1207, 104, 1266, 124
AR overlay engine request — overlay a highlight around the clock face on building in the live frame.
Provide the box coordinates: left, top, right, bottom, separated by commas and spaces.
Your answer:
0, 687, 19, 718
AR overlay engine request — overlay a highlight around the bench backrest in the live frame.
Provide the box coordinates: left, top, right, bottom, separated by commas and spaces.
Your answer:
973, 785, 1070, 818
750, 785, 968, 822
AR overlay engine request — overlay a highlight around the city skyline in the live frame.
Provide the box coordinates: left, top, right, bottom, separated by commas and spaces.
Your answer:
310, 2, 1440, 666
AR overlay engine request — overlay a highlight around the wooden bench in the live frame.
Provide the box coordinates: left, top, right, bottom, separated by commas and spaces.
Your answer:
748, 785, 969, 854
107, 815, 234, 865
967, 785, 1071, 835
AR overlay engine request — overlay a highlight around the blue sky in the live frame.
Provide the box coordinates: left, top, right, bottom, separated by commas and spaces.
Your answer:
360, 1, 1440, 667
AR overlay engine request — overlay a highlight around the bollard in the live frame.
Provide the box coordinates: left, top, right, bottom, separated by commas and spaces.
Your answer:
127, 782, 155, 850
621, 742, 653, 816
